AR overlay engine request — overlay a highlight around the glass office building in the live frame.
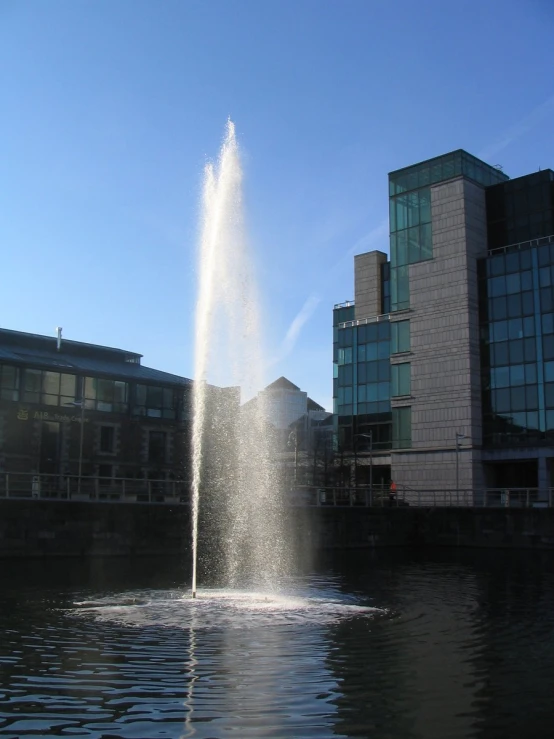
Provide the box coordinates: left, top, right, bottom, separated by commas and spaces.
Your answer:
334, 151, 554, 493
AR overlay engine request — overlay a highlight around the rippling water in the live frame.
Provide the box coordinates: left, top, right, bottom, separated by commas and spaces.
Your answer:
1, 550, 554, 738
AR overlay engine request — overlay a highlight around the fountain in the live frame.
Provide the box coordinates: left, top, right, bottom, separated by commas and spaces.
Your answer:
190, 120, 291, 597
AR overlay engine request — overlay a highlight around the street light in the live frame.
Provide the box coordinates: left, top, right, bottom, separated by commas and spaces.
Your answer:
287, 428, 298, 485
354, 432, 373, 502
66, 396, 86, 495
455, 431, 467, 494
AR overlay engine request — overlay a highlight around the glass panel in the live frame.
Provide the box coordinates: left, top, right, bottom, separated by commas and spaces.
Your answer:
392, 406, 411, 448
419, 189, 431, 223
97, 379, 114, 402
492, 366, 510, 388
60, 374, 76, 398
407, 192, 420, 227
42, 372, 60, 395
545, 361, 554, 382
377, 341, 390, 359
525, 364, 537, 384
489, 276, 506, 297
395, 195, 408, 231
505, 273, 520, 294
509, 365, 525, 386
25, 369, 42, 393
521, 292, 535, 316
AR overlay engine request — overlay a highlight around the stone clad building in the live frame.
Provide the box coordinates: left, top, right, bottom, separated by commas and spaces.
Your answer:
334, 150, 554, 496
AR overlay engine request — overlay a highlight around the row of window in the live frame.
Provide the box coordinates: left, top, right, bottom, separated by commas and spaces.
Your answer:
485, 338, 547, 368
485, 291, 535, 321
336, 360, 391, 389
484, 411, 554, 436
483, 243, 552, 279
0, 365, 182, 418
339, 368, 408, 405
487, 364, 541, 389
389, 150, 507, 197
488, 314, 554, 345
336, 321, 410, 356
484, 385, 551, 414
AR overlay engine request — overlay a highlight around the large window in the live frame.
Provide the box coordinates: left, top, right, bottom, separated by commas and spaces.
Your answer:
391, 320, 410, 354
85, 377, 128, 413
392, 407, 411, 448
0, 364, 20, 401
391, 363, 411, 397
22, 370, 76, 406
135, 385, 175, 419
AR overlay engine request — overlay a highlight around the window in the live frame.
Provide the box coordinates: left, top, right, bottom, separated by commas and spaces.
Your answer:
85, 377, 128, 413
391, 321, 410, 353
391, 363, 411, 396
22, 369, 76, 406
100, 426, 115, 454
392, 407, 411, 448
148, 431, 167, 464
135, 385, 176, 419
0, 364, 20, 401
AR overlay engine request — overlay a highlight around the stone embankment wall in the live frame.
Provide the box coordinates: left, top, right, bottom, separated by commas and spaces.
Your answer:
1, 501, 554, 558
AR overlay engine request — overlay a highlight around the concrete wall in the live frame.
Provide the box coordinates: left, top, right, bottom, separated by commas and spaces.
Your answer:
0, 500, 189, 558
2, 501, 554, 557
392, 177, 488, 491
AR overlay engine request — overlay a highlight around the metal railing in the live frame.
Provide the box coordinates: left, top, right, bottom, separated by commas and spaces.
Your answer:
288, 486, 554, 508
1, 474, 553, 509
0, 472, 189, 504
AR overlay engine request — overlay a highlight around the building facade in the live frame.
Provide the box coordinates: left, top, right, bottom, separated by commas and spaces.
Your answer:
334, 150, 554, 495
0, 328, 194, 491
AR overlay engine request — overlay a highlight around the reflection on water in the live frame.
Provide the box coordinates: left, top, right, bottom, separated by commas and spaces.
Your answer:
1, 550, 554, 738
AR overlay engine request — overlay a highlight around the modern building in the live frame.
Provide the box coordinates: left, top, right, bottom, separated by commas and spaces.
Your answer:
242, 376, 332, 485
334, 150, 554, 495
0, 327, 194, 494
242, 376, 327, 434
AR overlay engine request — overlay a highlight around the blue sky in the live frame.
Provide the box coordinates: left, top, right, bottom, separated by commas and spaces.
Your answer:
1, 0, 553, 410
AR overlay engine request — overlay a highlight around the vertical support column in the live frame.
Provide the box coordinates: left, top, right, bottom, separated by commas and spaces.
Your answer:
538, 456, 549, 502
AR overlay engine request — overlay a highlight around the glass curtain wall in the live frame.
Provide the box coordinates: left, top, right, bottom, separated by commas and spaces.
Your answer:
480, 238, 554, 446
333, 304, 392, 452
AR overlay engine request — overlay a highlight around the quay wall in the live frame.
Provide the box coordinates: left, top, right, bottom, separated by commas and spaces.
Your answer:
1, 501, 554, 558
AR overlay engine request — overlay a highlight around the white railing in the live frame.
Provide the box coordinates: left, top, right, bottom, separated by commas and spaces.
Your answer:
0, 472, 189, 504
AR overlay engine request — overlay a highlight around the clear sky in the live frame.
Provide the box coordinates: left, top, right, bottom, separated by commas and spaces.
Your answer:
1, 0, 553, 410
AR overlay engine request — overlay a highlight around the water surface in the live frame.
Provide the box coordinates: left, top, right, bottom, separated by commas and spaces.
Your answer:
1, 550, 553, 738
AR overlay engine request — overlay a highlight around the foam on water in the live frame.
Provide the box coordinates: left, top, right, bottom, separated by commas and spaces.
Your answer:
72, 589, 384, 629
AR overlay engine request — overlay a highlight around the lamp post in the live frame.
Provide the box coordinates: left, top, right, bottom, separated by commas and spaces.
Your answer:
66, 397, 86, 495
455, 431, 467, 494
287, 428, 298, 485
354, 432, 373, 502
